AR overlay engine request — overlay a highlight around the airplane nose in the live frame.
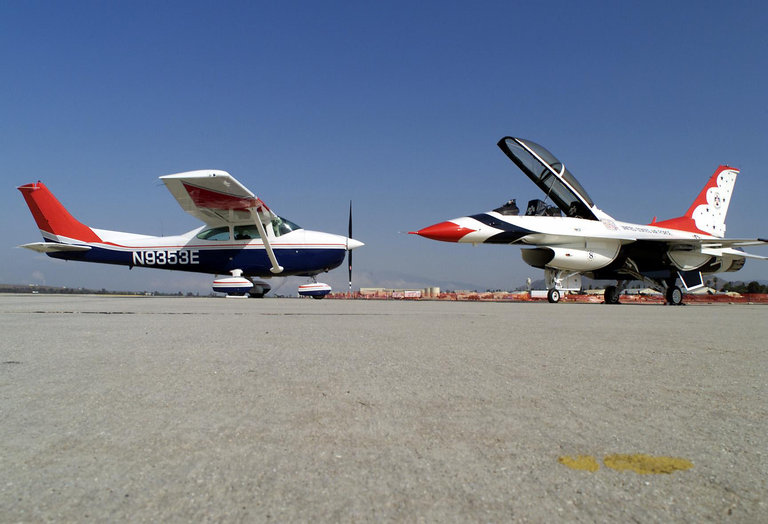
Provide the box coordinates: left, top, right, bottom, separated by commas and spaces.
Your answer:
346, 238, 364, 250
409, 221, 476, 242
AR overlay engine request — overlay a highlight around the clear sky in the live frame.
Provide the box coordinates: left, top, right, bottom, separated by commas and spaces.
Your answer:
2, 1, 767, 293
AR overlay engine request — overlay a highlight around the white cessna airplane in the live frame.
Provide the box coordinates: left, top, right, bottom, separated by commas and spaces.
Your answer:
19, 171, 363, 298
411, 137, 767, 304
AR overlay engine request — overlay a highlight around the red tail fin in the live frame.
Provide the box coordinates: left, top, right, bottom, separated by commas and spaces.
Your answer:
651, 166, 738, 238
18, 182, 101, 242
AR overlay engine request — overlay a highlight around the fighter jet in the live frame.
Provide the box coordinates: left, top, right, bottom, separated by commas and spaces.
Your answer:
411, 137, 767, 304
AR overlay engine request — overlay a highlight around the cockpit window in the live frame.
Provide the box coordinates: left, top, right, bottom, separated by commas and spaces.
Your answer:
498, 137, 597, 220
272, 216, 301, 236
196, 226, 231, 241
494, 199, 520, 216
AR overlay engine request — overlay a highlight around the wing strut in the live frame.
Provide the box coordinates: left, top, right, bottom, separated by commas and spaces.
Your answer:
251, 210, 284, 274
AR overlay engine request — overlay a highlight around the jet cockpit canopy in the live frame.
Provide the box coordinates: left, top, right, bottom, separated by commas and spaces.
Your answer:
497, 137, 598, 221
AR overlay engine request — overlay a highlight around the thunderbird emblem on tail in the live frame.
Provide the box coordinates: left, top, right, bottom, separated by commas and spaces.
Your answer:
18, 171, 363, 297
411, 137, 767, 305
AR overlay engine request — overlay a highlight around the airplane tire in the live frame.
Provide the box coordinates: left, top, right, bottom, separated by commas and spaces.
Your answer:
312, 294, 326, 300
604, 285, 621, 304
547, 288, 561, 303
666, 286, 683, 305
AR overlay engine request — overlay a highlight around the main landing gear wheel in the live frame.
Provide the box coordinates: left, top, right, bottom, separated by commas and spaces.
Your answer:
666, 285, 683, 305
604, 285, 621, 304
547, 288, 561, 303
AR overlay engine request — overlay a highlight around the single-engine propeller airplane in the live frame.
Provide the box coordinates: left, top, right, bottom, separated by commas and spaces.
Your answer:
18, 171, 364, 298
411, 136, 767, 305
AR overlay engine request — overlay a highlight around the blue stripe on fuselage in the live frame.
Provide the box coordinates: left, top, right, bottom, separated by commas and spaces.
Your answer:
46, 245, 346, 277
469, 214, 533, 244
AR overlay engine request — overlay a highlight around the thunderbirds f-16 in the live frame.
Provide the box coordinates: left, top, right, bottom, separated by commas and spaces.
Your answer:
411, 137, 767, 304
18, 171, 363, 298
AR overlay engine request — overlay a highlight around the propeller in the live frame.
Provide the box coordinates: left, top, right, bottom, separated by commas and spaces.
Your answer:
347, 200, 353, 293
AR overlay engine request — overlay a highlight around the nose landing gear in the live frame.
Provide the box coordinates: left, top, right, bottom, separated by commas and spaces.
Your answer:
665, 284, 684, 305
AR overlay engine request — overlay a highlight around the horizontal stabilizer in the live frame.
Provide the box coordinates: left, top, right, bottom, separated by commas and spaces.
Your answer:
19, 242, 92, 253
700, 238, 768, 248
700, 247, 768, 260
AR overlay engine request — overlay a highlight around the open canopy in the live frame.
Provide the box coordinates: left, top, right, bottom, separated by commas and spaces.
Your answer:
497, 137, 598, 221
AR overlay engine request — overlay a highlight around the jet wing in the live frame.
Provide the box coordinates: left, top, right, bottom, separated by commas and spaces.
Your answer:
160, 170, 275, 226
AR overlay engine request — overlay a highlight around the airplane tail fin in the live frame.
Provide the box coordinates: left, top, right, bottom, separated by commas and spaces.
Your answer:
652, 165, 738, 238
17, 182, 101, 243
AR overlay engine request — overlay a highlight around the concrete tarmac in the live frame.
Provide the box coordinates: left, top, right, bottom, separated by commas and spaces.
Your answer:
1, 295, 766, 522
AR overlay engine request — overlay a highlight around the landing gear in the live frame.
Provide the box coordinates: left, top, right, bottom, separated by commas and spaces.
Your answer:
600, 257, 689, 306
666, 285, 683, 305
248, 279, 272, 298
543, 269, 581, 304
604, 285, 621, 304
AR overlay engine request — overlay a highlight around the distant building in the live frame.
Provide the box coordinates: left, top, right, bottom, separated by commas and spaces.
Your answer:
359, 287, 440, 299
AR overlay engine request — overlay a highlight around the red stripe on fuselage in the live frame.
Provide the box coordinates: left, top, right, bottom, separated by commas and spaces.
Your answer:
650, 216, 710, 236
98, 242, 346, 250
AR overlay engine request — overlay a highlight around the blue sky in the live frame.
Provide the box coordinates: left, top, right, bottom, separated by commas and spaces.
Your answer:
2, 1, 767, 293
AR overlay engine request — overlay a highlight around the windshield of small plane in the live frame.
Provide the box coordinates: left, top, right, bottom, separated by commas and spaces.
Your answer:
271, 216, 301, 236
497, 137, 597, 220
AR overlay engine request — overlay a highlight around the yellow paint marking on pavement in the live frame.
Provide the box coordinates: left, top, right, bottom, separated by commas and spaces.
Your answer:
559, 454, 694, 474
558, 455, 600, 472
603, 454, 693, 474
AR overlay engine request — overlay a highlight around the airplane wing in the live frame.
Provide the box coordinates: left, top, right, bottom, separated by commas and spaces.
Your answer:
160, 170, 284, 273
160, 170, 276, 226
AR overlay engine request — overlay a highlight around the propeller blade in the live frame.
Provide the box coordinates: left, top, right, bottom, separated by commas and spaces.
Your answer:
348, 200, 352, 292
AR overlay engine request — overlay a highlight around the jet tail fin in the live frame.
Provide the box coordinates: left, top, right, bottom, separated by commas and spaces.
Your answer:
17, 182, 101, 243
652, 166, 738, 238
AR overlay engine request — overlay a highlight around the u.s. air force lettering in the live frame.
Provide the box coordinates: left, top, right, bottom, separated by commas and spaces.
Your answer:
132, 250, 199, 266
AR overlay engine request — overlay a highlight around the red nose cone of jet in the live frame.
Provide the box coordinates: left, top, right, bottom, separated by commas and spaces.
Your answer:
409, 221, 475, 242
